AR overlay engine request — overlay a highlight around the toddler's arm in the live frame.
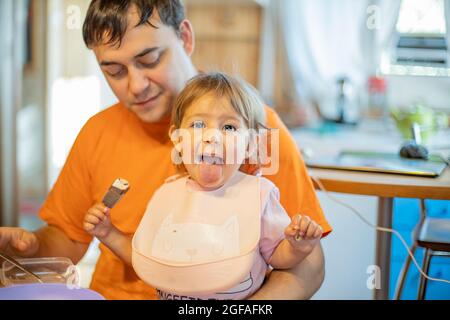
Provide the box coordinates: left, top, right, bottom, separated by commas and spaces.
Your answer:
83, 203, 133, 266
269, 215, 322, 269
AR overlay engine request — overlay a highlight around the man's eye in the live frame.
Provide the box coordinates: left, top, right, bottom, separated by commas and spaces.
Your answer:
191, 121, 205, 129
106, 67, 125, 78
223, 124, 237, 132
139, 54, 161, 68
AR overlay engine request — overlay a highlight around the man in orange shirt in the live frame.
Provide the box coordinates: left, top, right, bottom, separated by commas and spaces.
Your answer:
0, 0, 331, 300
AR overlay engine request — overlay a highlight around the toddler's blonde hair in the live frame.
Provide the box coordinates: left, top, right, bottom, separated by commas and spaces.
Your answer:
171, 72, 266, 130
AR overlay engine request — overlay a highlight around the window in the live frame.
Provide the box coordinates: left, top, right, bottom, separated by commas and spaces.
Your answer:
382, 0, 450, 76
396, 0, 446, 34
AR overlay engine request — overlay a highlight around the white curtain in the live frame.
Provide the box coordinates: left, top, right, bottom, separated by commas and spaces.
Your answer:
259, 0, 401, 123
445, 0, 450, 57
367, 0, 403, 74
258, 0, 277, 106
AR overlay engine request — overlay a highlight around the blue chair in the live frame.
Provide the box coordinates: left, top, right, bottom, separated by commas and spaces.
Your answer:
394, 199, 450, 300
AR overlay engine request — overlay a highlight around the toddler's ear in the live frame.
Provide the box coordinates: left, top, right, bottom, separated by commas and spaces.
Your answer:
245, 132, 258, 160
169, 125, 183, 153
168, 125, 177, 142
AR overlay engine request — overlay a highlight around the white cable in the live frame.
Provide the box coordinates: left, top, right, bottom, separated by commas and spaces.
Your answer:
311, 176, 450, 286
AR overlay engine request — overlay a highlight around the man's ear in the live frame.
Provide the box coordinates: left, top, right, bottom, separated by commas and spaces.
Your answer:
178, 19, 195, 56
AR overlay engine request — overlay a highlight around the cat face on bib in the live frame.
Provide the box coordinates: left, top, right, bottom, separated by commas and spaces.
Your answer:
152, 214, 240, 263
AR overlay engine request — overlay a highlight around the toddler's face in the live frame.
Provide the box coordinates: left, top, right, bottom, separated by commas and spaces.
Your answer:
175, 93, 250, 190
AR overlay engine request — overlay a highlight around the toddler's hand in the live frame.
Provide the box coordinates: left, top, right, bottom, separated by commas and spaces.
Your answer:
285, 214, 323, 254
83, 203, 113, 239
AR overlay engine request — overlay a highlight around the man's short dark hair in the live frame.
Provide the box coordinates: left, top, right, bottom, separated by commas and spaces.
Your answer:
83, 0, 185, 48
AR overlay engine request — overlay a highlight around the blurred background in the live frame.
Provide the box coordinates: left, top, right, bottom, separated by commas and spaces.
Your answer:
1, 0, 449, 299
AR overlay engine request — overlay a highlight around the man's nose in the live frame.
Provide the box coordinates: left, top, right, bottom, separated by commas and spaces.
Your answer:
128, 68, 150, 98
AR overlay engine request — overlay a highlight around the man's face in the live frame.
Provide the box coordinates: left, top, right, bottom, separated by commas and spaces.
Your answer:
92, 8, 197, 123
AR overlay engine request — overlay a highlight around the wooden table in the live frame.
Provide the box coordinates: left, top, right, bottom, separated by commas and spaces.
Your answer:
308, 166, 450, 300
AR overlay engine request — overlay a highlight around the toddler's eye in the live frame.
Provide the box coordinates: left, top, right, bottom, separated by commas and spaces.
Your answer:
191, 121, 205, 129
223, 124, 237, 132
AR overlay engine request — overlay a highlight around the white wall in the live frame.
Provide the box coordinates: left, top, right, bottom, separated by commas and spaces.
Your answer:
0, 0, 18, 226
312, 193, 378, 300
386, 75, 450, 111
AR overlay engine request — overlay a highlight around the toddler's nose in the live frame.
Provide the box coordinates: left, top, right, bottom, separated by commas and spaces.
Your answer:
202, 128, 222, 144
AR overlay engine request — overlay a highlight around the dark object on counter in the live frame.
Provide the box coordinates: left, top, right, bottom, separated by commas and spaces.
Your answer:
335, 77, 353, 125
400, 141, 429, 160
399, 122, 429, 160
367, 76, 388, 118
319, 76, 358, 126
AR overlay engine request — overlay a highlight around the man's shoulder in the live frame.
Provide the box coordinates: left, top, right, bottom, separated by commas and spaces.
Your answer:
81, 102, 126, 132
262, 105, 298, 152
263, 105, 293, 138
263, 105, 282, 127
89, 102, 125, 123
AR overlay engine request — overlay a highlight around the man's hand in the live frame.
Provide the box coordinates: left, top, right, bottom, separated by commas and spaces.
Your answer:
248, 243, 326, 300
285, 215, 323, 254
0, 227, 39, 257
1, 226, 88, 264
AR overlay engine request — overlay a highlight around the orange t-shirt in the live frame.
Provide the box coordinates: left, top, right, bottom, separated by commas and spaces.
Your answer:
39, 103, 332, 300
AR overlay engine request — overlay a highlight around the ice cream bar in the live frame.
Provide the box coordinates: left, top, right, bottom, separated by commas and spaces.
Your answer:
102, 178, 130, 208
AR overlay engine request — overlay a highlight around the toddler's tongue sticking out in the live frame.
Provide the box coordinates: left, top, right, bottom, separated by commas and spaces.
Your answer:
198, 154, 224, 185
